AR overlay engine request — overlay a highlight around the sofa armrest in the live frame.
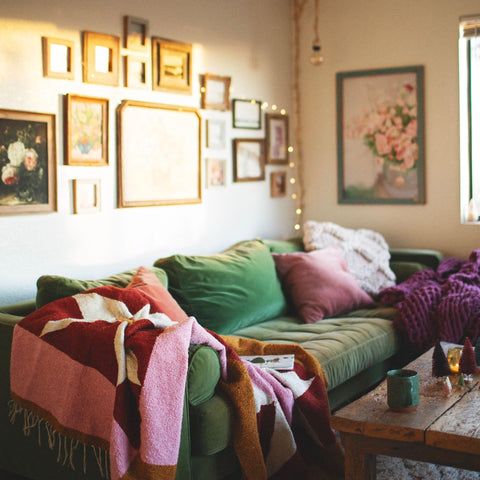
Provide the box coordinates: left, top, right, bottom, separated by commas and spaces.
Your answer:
389, 248, 443, 270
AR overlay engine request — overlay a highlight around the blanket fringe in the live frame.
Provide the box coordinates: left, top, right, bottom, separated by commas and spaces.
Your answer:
8, 400, 110, 479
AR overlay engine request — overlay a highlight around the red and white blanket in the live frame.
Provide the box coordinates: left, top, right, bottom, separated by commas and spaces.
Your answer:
10, 282, 341, 479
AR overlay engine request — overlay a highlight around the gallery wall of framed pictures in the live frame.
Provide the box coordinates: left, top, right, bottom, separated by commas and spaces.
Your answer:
0, 13, 292, 217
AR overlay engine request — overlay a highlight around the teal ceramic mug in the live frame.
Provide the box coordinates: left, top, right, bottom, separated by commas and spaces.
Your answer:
387, 369, 419, 411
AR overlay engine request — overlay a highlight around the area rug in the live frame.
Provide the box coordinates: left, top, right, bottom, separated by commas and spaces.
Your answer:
376, 455, 480, 479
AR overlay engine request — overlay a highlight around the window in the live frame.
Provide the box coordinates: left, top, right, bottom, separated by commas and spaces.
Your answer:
459, 16, 480, 222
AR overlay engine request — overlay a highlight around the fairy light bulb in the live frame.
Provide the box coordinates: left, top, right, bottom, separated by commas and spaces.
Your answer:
296, 208, 302, 215
288, 146, 294, 153
271, 104, 278, 111
290, 178, 296, 184
280, 109, 286, 115
294, 224, 301, 231
291, 193, 297, 200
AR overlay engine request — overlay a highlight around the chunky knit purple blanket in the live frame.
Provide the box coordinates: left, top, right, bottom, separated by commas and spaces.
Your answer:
378, 250, 480, 354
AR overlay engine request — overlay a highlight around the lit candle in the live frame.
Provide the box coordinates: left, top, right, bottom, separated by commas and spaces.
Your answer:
447, 347, 462, 373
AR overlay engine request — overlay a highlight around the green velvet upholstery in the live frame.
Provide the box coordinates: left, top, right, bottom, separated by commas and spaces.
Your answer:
155, 239, 286, 334
36, 266, 168, 309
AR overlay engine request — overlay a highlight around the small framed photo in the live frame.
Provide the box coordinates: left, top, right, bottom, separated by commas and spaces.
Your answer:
266, 113, 289, 165
201, 74, 231, 110
42, 37, 74, 80
152, 38, 192, 94
73, 179, 101, 214
0, 109, 56, 215
123, 16, 149, 51
233, 138, 265, 182
124, 55, 149, 89
232, 99, 262, 129
270, 171, 287, 198
83, 31, 120, 86
206, 158, 227, 188
206, 119, 226, 150
64, 94, 108, 166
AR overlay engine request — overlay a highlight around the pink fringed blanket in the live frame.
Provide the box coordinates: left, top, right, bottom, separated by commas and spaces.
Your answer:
10, 286, 341, 480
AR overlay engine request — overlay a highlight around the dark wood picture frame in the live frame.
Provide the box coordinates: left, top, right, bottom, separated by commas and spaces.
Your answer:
83, 31, 120, 86
336, 65, 425, 204
123, 16, 149, 51
266, 113, 289, 165
233, 138, 265, 182
152, 38, 192, 94
201, 74, 231, 110
0, 109, 56, 215
64, 94, 109, 166
232, 99, 262, 129
42, 37, 74, 80
270, 171, 287, 197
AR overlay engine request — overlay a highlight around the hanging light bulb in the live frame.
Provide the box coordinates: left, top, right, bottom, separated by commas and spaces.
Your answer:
310, 0, 323, 66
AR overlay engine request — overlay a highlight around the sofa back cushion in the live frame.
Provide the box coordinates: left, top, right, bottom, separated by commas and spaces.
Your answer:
273, 246, 374, 323
36, 267, 168, 309
154, 239, 287, 334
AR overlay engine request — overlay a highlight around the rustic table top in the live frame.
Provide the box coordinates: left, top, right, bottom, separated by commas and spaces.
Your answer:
331, 342, 480, 448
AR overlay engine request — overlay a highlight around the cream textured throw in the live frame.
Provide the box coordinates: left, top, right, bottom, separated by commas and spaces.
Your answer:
303, 221, 396, 295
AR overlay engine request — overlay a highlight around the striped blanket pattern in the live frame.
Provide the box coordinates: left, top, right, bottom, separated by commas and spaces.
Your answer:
10, 285, 341, 479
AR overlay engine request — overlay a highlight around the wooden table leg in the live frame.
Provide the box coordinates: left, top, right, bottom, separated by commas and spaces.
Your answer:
341, 433, 376, 480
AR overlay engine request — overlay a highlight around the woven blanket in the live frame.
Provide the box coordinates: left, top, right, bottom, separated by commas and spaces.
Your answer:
10, 285, 341, 480
378, 250, 480, 354
303, 221, 396, 295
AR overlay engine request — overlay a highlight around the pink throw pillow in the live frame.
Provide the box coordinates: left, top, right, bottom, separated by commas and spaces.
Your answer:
127, 266, 189, 323
273, 246, 373, 323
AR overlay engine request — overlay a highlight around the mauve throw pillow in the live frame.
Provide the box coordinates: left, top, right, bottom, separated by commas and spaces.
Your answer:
127, 266, 189, 323
273, 246, 374, 323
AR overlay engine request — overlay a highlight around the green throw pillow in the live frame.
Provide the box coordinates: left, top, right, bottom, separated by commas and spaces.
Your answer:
154, 239, 287, 334
36, 266, 168, 309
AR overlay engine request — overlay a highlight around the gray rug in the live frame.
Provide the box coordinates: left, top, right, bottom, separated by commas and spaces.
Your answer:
377, 455, 480, 479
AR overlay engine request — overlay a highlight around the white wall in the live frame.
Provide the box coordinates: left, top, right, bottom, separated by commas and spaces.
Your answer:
0, 0, 295, 304
299, 0, 479, 259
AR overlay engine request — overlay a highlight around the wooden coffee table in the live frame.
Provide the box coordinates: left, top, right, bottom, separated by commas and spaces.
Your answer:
331, 342, 480, 479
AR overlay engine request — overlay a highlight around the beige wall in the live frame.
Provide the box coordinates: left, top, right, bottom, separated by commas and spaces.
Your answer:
299, 0, 479, 258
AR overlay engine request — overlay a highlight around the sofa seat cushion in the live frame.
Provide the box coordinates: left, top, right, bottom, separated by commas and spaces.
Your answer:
154, 239, 287, 334
232, 311, 399, 391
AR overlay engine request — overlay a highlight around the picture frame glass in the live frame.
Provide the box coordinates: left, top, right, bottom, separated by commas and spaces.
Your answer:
206, 158, 227, 188
94, 45, 112, 73
271, 171, 287, 197
233, 100, 261, 129
74, 179, 100, 214
206, 119, 226, 150
49, 43, 69, 73
234, 139, 264, 181
337, 66, 424, 204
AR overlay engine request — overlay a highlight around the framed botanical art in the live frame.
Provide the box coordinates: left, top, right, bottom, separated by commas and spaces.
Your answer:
124, 55, 149, 89
232, 99, 262, 129
73, 179, 101, 214
42, 37, 74, 80
201, 74, 231, 110
83, 31, 120, 86
117, 100, 201, 207
123, 16, 149, 51
206, 158, 227, 188
266, 113, 289, 164
64, 94, 108, 166
337, 65, 425, 204
233, 138, 265, 182
206, 119, 226, 150
0, 109, 56, 215
152, 38, 192, 94
270, 171, 287, 198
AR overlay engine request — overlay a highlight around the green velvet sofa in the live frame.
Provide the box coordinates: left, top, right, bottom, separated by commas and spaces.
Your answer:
0, 238, 443, 480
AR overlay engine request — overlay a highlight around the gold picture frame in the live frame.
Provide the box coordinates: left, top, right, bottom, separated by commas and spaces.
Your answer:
201, 74, 231, 110
152, 38, 192, 94
83, 31, 120, 86
64, 94, 109, 166
124, 55, 149, 89
42, 37, 74, 80
73, 179, 101, 214
0, 109, 57, 215
117, 100, 201, 207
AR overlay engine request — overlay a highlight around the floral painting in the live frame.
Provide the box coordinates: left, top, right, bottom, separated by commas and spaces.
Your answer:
65, 95, 108, 166
0, 110, 56, 214
337, 66, 424, 204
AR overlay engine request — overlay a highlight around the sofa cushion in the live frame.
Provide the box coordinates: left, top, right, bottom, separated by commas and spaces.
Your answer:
273, 246, 373, 323
233, 312, 399, 391
36, 266, 168, 309
154, 239, 287, 334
